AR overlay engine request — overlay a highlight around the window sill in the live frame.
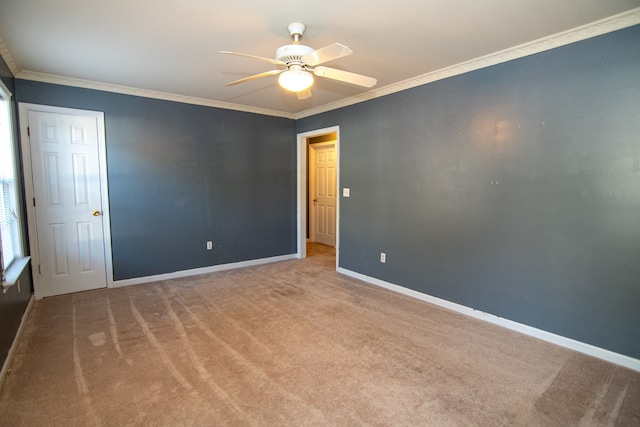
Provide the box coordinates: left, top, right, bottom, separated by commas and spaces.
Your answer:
2, 256, 31, 294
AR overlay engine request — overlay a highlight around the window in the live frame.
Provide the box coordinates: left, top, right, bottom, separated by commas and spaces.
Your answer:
0, 79, 23, 284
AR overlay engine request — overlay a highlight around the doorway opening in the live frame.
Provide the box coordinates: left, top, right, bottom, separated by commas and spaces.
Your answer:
296, 126, 339, 269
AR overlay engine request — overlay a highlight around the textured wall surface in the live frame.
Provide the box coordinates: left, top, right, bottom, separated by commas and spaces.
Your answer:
298, 25, 640, 358
16, 81, 297, 280
8, 24, 640, 360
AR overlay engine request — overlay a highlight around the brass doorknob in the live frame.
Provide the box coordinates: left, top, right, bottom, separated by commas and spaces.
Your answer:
313, 199, 318, 202
92, 210, 101, 217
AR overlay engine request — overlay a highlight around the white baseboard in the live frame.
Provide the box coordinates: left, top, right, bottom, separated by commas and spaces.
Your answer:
337, 267, 640, 373
112, 254, 297, 288
0, 295, 35, 391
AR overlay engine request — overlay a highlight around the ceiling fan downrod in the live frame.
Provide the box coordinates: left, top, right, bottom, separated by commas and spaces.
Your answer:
287, 22, 306, 43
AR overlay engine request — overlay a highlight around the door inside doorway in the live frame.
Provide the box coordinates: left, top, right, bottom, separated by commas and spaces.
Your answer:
309, 141, 336, 247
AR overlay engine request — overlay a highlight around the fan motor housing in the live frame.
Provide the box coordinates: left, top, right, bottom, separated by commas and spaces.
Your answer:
276, 44, 314, 65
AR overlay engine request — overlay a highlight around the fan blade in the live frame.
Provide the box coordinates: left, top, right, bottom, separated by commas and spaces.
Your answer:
225, 69, 283, 86
219, 51, 285, 66
297, 88, 312, 100
313, 66, 377, 88
302, 43, 352, 66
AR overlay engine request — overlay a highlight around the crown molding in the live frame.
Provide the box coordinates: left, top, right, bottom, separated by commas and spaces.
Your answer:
8, 8, 639, 120
294, 7, 640, 119
15, 70, 296, 119
0, 35, 20, 77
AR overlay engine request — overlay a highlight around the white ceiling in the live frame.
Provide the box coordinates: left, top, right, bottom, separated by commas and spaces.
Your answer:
1, 1, 639, 118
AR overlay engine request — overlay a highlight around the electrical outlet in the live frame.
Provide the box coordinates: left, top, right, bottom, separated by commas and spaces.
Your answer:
380, 252, 386, 263
206, 241, 213, 250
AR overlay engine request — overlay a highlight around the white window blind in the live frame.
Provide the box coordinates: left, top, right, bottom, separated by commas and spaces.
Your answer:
0, 80, 21, 278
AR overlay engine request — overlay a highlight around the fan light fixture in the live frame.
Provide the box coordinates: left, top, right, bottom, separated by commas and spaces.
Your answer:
278, 67, 314, 92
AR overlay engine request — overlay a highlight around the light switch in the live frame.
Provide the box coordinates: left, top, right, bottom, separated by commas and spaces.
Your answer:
343, 188, 350, 197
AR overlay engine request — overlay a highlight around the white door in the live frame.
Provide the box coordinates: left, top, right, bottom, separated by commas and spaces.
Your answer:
310, 143, 336, 246
24, 108, 110, 298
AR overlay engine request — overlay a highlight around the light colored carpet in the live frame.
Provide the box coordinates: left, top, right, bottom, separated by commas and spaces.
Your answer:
1, 243, 638, 426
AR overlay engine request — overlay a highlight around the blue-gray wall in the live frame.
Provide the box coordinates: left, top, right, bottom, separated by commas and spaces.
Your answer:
0, 55, 33, 370
6, 24, 639, 362
16, 81, 297, 280
298, 25, 640, 359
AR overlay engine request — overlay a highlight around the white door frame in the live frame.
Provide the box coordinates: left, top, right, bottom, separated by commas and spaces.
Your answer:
296, 125, 339, 268
19, 103, 113, 299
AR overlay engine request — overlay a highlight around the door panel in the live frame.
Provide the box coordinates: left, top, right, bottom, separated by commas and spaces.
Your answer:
312, 144, 336, 246
28, 110, 107, 297
72, 153, 91, 206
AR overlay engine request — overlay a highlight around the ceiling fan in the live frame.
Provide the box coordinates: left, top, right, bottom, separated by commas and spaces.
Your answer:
219, 22, 377, 100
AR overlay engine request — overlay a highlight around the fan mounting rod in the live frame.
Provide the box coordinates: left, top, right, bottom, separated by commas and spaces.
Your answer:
287, 22, 306, 43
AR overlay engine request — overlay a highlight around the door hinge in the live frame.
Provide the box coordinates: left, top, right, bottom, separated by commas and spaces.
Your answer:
27, 126, 30, 137
38, 264, 42, 275
33, 197, 36, 207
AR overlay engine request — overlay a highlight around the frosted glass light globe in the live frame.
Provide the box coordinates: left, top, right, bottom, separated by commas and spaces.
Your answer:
279, 69, 314, 92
